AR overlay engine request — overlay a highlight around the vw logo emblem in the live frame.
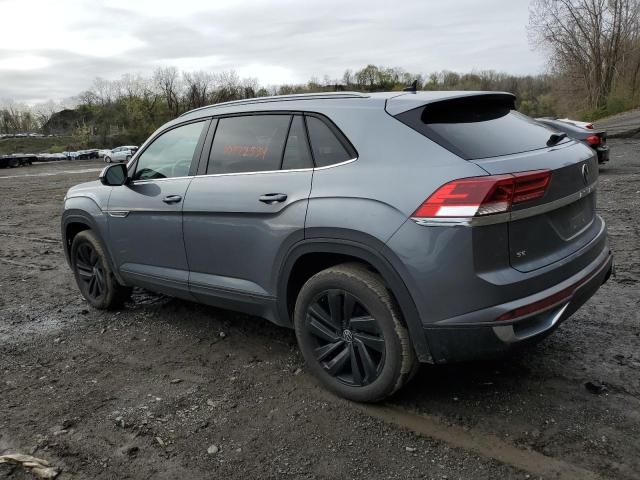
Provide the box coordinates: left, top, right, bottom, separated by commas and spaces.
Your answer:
342, 329, 353, 343
581, 163, 591, 185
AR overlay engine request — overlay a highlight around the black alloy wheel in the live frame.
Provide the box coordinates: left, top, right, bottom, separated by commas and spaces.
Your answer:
74, 242, 106, 301
70, 230, 132, 309
307, 289, 386, 387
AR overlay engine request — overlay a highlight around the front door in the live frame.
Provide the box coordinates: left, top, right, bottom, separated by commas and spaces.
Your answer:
107, 119, 209, 298
183, 114, 313, 319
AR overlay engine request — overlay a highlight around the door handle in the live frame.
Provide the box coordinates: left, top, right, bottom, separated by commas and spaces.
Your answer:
162, 194, 183, 204
259, 193, 288, 204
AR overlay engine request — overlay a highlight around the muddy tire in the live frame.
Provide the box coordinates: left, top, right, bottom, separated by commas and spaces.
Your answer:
294, 263, 417, 402
71, 230, 131, 309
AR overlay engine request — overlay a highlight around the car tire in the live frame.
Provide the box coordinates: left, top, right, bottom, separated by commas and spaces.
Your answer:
105, 156, 111, 163
71, 230, 132, 310
294, 262, 417, 402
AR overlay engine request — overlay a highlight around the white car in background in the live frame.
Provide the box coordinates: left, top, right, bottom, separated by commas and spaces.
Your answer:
98, 149, 112, 158
557, 118, 594, 129
104, 146, 138, 163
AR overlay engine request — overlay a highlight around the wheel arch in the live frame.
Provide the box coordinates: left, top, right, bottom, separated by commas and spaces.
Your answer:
61, 210, 127, 286
277, 236, 432, 363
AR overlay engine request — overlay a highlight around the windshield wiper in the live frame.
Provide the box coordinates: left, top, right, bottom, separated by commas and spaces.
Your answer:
547, 132, 568, 146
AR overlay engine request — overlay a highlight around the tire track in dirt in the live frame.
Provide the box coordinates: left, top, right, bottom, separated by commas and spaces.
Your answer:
356, 404, 603, 480
0, 258, 55, 270
0, 232, 60, 245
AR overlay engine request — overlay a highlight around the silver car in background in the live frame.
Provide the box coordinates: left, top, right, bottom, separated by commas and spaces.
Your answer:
104, 145, 138, 163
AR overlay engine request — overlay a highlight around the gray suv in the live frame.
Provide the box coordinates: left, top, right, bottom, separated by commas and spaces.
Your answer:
62, 91, 613, 402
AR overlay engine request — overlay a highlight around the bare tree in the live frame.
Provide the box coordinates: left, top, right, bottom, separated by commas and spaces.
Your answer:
32, 100, 59, 129
342, 69, 353, 88
91, 77, 117, 106
529, 0, 640, 108
153, 66, 181, 115
183, 71, 213, 109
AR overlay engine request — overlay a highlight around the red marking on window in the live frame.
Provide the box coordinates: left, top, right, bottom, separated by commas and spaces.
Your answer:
223, 145, 268, 160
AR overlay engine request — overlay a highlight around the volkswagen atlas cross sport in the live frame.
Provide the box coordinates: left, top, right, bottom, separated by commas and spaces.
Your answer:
62, 91, 613, 402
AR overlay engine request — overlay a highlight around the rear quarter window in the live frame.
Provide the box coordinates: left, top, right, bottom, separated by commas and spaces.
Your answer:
395, 95, 565, 160
305, 116, 355, 167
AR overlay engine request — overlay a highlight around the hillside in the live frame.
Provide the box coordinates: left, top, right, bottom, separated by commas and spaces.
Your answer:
594, 108, 640, 137
0, 136, 76, 155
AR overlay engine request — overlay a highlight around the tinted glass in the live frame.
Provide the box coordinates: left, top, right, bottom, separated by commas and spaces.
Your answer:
282, 116, 313, 170
133, 121, 205, 180
396, 96, 565, 160
208, 115, 290, 174
306, 116, 352, 167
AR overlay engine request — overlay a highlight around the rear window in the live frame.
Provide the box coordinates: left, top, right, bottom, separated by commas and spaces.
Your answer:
395, 95, 565, 160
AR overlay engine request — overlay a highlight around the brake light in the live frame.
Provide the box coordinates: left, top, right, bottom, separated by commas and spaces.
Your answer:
585, 123, 593, 129
413, 170, 551, 218
586, 135, 601, 146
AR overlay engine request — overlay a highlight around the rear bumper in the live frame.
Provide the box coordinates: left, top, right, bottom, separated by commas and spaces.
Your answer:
595, 146, 609, 163
424, 249, 613, 363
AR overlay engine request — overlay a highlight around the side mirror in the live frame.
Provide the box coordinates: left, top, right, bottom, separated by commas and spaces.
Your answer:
100, 163, 128, 186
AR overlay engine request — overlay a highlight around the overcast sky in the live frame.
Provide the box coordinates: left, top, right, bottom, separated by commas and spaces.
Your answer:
0, 0, 544, 104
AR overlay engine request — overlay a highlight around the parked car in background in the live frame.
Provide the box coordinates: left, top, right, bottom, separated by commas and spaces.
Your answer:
556, 118, 593, 129
98, 149, 112, 158
62, 91, 613, 402
75, 149, 99, 160
104, 146, 138, 163
37, 153, 67, 162
536, 118, 609, 164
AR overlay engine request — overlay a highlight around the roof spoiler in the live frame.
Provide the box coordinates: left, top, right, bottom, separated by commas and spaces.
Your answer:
385, 91, 516, 116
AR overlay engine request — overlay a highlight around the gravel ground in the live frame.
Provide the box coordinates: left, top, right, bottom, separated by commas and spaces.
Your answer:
595, 109, 640, 137
0, 144, 638, 480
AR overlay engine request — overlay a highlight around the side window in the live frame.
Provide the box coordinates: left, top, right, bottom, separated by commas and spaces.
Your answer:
133, 121, 205, 181
208, 115, 290, 174
305, 116, 352, 167
282, 116, 313, 170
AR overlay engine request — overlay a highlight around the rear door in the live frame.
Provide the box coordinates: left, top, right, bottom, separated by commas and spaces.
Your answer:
107, 119, 209, 297
183, 114, 313, 310
394, 94, 601, 272
113, 148, 124, 162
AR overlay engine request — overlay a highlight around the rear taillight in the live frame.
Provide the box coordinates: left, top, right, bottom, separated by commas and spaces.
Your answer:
413, 170, 551, 218
586, 135, 601, 146
585, 123, 594, 129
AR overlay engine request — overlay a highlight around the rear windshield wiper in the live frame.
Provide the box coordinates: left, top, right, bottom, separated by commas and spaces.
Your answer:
547, 132, 568, 146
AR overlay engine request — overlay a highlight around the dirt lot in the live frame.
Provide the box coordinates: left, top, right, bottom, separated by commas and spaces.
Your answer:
1, 145, 639, 480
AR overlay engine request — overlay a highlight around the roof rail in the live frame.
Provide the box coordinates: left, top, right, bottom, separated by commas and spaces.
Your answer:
179, 91, 369, 117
